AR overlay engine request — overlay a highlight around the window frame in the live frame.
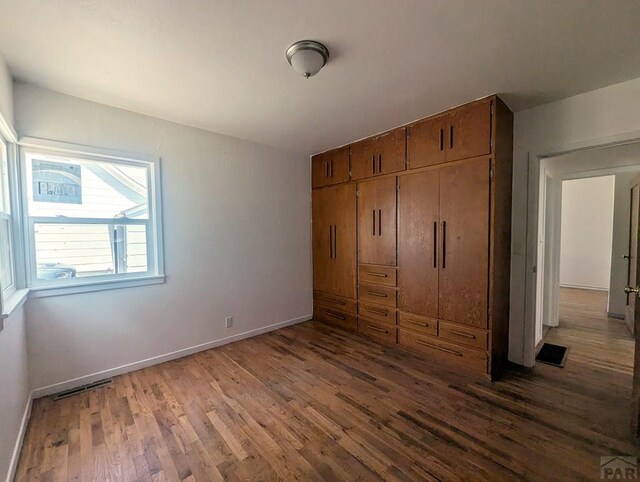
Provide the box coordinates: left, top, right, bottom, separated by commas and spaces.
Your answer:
19, 138, 165, 297
0, 135, 16, 299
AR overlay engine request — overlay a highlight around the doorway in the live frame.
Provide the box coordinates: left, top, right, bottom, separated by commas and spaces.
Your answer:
533, 142, 640, 438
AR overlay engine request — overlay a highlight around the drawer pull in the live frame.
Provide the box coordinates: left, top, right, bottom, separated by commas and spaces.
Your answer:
317, 297, 346, 306
448, 329, 476, 339
326, 311, 346, 321
367, 272, 388, 278
366, 307, 388, 316
367, 325, 389, 334
406, 319, 430, 328
415, 339, 462, 357
367, 291, 388, 298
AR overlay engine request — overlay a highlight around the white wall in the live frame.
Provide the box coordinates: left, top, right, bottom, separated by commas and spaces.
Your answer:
609, 173, 634, 318
14, 82, 312, 393
0, 53, 30, 482
512, 76, 640, 366
559, 176, 614, 290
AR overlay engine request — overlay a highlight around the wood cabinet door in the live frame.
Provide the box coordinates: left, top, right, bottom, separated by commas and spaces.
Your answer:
398, 170, 439, 318
438, 160, 490, 328
350, 137, 377, 180
357, 177, 397, 266
312, 184, 357, 298
447, 100, 492, 162
377, 127, 406, 175
407, 115, 446, 169
311, 147, 350, 188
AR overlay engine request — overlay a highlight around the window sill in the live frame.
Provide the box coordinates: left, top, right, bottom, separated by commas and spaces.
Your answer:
28, 275, 165, 299
1, 288, 30, 325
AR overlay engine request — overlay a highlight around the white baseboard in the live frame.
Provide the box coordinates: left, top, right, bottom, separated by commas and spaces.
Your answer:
32, 314, 312, 399
559, 283, 608, 291
5, 390, 34, 482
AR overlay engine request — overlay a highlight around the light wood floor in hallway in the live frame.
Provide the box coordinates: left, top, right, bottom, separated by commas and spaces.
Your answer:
15, 288, 639, 481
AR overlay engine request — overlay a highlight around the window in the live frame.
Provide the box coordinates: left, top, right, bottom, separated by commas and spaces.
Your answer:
22, 143, 164, 293
0, 137, 15, 298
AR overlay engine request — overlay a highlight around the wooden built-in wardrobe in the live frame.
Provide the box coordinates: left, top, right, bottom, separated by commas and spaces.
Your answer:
311, 95, 513, 378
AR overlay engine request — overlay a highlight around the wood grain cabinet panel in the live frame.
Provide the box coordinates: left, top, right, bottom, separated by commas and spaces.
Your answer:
311, 146, 350, 188
358, 284, 397, 307
357, 177, 397, 266
350, 137, 377, 180
447, 100, 492, 162
358, 319, 397, 343
398, 328, 487, 372
312, 184, 357, 299
407, 115, 446, 169
398, 312, 438, 336
377, 127, 406, 175
314, 305, 358, 331
313, 292, 357, 315
359, 302, 397, 324
438, 160, 490, 328
398, 170, 439, 318
438, 321, 488, 350
351, 128, 406, 180
359, 264, 397, 287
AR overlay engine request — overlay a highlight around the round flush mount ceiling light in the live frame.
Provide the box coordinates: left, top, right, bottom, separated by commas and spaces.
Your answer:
286, 40, 330, 79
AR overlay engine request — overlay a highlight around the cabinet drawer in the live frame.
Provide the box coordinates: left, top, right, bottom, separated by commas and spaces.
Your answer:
398, 312, 437, 336
438, 321, 488, 350
359, 264, 397, 287
314, 305, 357, 331
314, 292, 357, 315
358, 283, 397, 307
358, 302, 397, 324
358, 318, 397, 343
398, 329, 487, 373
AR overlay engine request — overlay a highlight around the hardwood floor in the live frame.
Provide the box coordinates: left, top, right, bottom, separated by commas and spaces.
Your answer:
15, 294, 639, 481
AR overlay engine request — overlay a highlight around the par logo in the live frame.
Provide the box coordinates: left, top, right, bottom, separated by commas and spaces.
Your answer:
601, 456, 637, 480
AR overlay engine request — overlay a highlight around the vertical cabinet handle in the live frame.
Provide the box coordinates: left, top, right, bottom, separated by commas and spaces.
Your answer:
439, 128, 444, 151
372, 155, 376, 174
325, 161, 329, 178
329, 225, 333, 258
378, 154, 382, 173
378, 209, 382, 236
372, 210, 376, 236
449, 126, 454, 149
442, 221, 447, 269
329, 159, 333, 177
333, 225, 337, 258
433, 221, 438, 268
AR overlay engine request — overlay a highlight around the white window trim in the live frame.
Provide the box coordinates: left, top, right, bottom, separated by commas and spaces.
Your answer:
18, 137, 165, 298
0, 129, 26, 322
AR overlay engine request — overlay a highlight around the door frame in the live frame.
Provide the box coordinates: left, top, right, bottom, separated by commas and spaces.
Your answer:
523, 137, 640, 366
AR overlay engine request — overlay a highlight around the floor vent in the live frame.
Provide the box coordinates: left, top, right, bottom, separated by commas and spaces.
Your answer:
53, 378, 113, 400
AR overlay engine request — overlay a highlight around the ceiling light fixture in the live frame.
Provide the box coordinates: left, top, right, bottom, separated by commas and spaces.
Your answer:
286, 40, 330, 79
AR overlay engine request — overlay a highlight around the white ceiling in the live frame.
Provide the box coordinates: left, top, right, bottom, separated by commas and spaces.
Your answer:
0, 0, 639, 155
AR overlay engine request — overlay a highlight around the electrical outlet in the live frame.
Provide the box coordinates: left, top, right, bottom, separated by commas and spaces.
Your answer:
225, 316, 233, 328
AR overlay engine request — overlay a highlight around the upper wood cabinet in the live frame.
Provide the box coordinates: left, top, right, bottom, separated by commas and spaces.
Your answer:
311, 146, 350, 189
351, 127, 406, 180
407, 114, 446, 169
312, 184, 357, 299
447, 100, 492, 162
407, 100, 492, 168
357, 177, 397, 266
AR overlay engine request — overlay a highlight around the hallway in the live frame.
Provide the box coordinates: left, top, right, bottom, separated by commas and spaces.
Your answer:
541, 287, 635, 439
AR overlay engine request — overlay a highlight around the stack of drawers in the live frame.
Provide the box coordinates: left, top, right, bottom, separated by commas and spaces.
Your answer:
397, 316, 488, 372
357, 265, 398, 342
313, 291, 357, 331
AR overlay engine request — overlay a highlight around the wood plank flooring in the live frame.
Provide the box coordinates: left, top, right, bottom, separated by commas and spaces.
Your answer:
15, 288, 639, 481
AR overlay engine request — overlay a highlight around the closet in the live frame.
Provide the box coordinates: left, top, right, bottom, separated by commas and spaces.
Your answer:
311, 95, 513, 378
